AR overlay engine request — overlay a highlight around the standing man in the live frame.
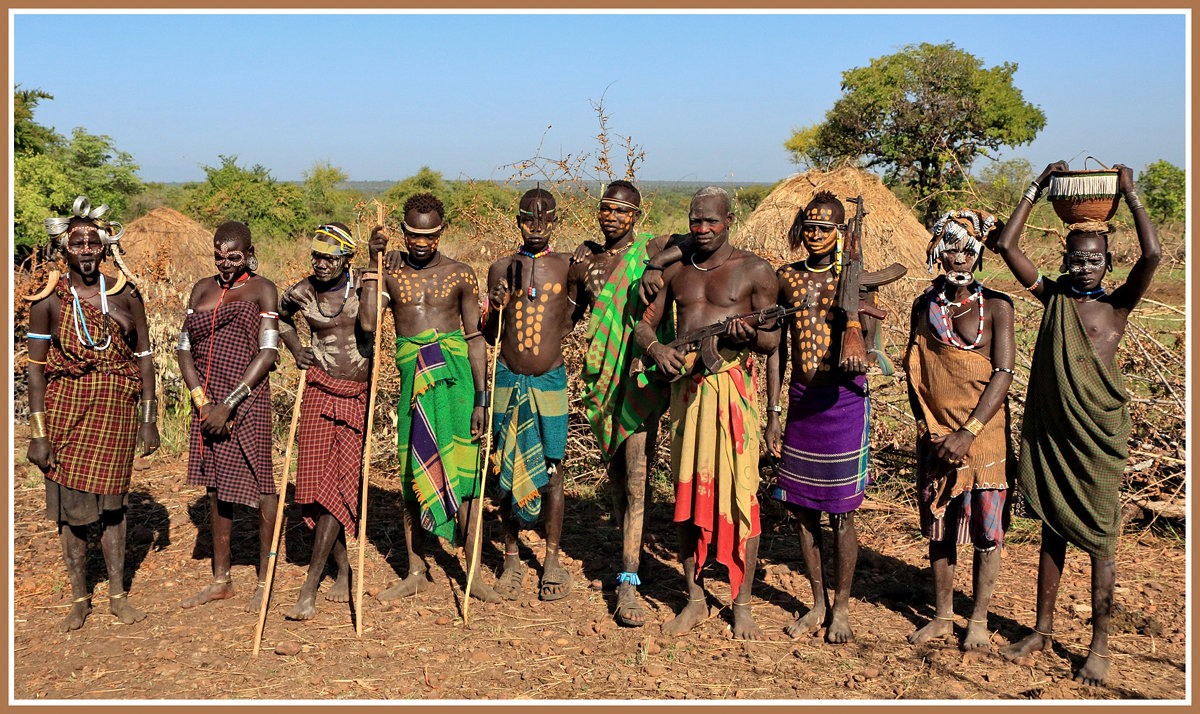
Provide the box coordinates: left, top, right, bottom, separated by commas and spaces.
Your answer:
177, 221, 280, 612
993, 163, 1159, 686
25, 198, 157, 631
572, 180, 676, 626
635, 186, 779, 640
359, 193, 499, 604
484, 187, 583, 602
763, 191, 876, 644
277, 223, 370, 620
903, 209, 1015, 650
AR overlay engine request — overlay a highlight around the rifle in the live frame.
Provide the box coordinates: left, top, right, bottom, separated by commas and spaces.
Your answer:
630, 303, 802, 381
835, 196, 907, 366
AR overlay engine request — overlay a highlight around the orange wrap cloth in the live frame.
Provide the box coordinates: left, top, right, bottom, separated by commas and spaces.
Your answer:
669, 350, 762, 598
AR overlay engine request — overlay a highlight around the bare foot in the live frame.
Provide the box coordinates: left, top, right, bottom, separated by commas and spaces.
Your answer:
784, 606, 825, 639
109, 596, 146, 625
1074, 650, 1111, 686
962, 620, 991, 651
908, 617, 954, 645
614, 583, 648, 627
662, 599, 708, 637
1000, 631, 1051, 662
57, 600, 90, 632
325, 571, 351, 603
731, 603, 761, 640
825, 608, 854, 644
376, 571, 429, 604
469, 570, 502, 603
181, 581, 233, 609
243, 583, 267, 613
285, 591, 317, 620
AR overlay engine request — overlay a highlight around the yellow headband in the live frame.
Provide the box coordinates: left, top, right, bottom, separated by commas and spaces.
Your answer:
599, 198, 639, 211
401, 221, 444, 235
312, 225, 356, 256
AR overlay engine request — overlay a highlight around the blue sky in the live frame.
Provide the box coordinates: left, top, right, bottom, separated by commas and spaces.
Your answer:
12, 12, 1188, 184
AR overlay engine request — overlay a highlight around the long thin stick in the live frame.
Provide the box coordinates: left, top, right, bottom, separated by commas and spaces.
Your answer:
252, 376, 306, 657
355, 202, 387, 637
463, 306, 503, 626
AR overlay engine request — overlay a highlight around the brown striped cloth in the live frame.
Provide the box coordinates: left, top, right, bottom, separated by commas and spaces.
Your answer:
43, 277, 141, 495
1018, 276, 1131, 559
185, 300, 274, 507
294, 364, 368, 532
903, 290, 1011, 518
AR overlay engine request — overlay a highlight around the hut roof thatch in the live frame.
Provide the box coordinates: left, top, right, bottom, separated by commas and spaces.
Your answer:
118, 207, 213, 286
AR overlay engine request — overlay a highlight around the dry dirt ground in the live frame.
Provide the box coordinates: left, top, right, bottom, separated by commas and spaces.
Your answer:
12, 429, 1186, 701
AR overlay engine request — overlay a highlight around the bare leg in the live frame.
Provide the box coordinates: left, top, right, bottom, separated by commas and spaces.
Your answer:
57, 523, 91, 631
244, 492, 279, 613
826, 511, 858, 644
285, 511, 341, 620
785, 506, 827, 638
326, 526, 351, 602
457, 497, 500, 603
539, 462, 572, 601
1075, 556, 1115, 685
909, 540, 956, 644
100, 510, 145, 624
662, 523, 707, 636
493, 490, 526, 600
963, 547, 1000, 650
377, 501, 430, 602
1001, 525, 1065, 660
612, 431, 650, 625
731, 535, 761, 640
183, 492, 234, 608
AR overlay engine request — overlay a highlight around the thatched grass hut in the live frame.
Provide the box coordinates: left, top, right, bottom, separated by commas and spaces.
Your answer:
738, 167, 934, 321
119, 207, 214, 286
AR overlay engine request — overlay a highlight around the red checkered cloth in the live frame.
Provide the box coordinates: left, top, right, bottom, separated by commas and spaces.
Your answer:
43, 278, 141, 494
294, 364, 368, 533
185, 300, 274, 507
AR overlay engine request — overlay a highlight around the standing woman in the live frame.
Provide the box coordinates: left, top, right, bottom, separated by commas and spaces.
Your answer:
25, 196, 158, 631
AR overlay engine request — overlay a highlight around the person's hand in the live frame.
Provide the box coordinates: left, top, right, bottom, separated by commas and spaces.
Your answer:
138, 422, 160, 456
384, 249, 406, 274
470, 405, 486, 441
571, 243, 593, 264
765, 413, 782, 458
647, 341, 686, 375
369, 226, 388, 263
983, 218, 1006, 253
726, 317, 757, 345
639, 269, 665, 306
931, 430, 975, 465
839, 326, 869, 375
1037, 160, 1070, 187
488, 279, 511, 310
201, 403, 233, 438
1113, 164, 1135, 195
26, 437, 54, 472
294, 346, 316, 371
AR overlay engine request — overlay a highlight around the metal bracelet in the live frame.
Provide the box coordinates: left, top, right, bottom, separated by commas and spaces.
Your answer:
176, 331, 191, 351
222, 382, 252, 409
1125, 190, 1145, 212
962, 417, 985, 437
766, 405, 782, 414
29, 411, 47, 439
475, 390, 490, 408
133, 349, 153, 359
259, 328, 280, 351
1021, 181, 1041, 204
190, 386, 210, 410
138, 399, 158, 423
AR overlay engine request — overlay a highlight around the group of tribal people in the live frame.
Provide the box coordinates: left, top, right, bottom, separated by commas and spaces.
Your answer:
25, 160, 1159, 687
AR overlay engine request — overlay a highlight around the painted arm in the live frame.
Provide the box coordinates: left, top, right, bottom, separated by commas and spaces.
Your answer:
278, 284, 315, 370
482, 261, 510, 346
1110, 164, 1162, 310
988, 161, 1069, 305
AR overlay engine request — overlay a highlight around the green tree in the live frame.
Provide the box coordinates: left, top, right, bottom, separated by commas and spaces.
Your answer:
14, 86, 60, 156
382, 166, 448, 213
185, 155, 311, 242
1137, 160, 1185, 225
785, 42, 1046, 224
975, 158, 1034, 212
302, 159, 355, 225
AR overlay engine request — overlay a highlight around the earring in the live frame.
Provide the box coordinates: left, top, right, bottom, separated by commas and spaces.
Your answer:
248, 255, 259, 272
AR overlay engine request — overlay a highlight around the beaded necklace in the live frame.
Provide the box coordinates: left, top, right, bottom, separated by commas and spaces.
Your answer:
519, 246, 551, 298
1069, 285, 1107, 301
932, 282, 984, 350
68, 274, 111, 350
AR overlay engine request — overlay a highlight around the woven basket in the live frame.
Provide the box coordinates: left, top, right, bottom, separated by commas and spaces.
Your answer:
1047, 169, 1120, 224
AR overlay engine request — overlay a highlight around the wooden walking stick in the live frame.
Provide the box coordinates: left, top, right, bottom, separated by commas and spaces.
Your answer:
462, 297, 503, 626
252, 376, 306, 656
355, 199, 387, 637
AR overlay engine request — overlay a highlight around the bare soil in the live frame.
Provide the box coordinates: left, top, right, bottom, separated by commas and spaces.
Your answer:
12, 427, 1185, 701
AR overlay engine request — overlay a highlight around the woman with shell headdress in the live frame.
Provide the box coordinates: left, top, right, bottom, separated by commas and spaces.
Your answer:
24, 196, 158, 632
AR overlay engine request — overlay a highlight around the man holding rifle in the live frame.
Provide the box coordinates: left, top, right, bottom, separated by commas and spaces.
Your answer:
764, 191, 889, 644
635, 186, 779, 640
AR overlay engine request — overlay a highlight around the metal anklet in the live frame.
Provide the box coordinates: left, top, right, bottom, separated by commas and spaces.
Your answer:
732, 602, 752, 608
934, 614, 955, 621
73, 595, 92, 604
109, 591, 127, 600
1087, 647, 1111, 659
1033, 628, 1053, 637
687, 596, 706, 603
966, 616, 987, 624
